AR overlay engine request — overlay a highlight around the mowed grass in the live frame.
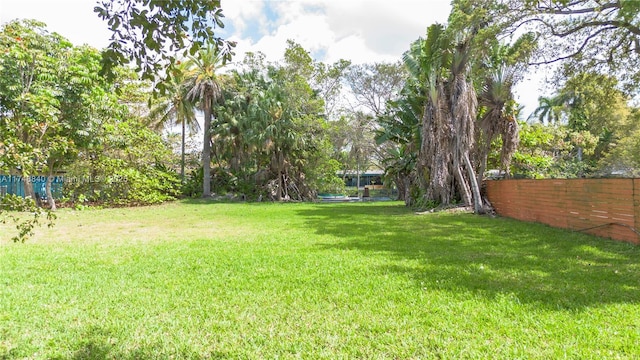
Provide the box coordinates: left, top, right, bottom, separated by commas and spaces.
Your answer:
1, 201, 639, 359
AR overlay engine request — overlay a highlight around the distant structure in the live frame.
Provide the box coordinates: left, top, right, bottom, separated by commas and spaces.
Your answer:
337, 170, 384, 189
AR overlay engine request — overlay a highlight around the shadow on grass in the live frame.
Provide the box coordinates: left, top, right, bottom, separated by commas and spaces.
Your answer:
44, 326, 234, 360
297, 203, 640, 310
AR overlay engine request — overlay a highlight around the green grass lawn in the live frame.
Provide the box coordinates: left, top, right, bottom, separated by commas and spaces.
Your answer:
1, 201, 639, 359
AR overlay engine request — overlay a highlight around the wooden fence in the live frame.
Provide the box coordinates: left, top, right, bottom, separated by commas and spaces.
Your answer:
485, 179, 640, 244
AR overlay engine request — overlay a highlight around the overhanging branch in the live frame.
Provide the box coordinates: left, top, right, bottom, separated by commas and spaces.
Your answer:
528, 26, 617, 65
536, 1, 619, 15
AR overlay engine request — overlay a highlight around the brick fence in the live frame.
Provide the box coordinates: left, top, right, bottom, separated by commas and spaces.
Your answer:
485, 179, 640, 244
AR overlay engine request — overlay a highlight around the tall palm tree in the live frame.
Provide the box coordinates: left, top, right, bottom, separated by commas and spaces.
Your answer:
149, 62, 198, 183
530, 95, 568, 126
184, 44, 226, 197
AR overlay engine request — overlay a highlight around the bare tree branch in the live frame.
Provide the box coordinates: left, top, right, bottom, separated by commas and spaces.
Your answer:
535, 1, 619, 15
528, 25, 617, 65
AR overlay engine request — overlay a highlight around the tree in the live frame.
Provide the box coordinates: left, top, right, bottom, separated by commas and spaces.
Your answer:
475, 37, 536, 183
42, 44, 109, 210
184, 44, 227, 197
378, 0, 535, 211
0, 20, 102, 239
62, 66, 181, 206
345, 62, 405, 116
598, 107, 640, 176
512, 121, 598, 178
149, 62, 199, 183
476, 64, 520, 184
375, 88, 423, 204
346, 112, 377, 192
94, 0, 235, 87
401, 21, 483, 211
530, 95, 567, 125
0, 20, 110, 210
532, 71, 630, 169
313, 59, 351, 120
0, 20, 62, 201
199, 47, 342, 201
340, 61, 406, 188
508, 0, 640, 91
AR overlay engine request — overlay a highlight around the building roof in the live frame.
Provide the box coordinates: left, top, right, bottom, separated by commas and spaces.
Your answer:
337, 170, 384, 176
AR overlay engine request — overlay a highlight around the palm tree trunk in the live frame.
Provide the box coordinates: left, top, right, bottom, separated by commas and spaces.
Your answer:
275, 151, 283, 201
203, 104, 212, 197
181, 116, 186, 184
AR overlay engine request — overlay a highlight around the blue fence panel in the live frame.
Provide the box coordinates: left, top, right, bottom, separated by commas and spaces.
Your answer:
0, 175, 64, 199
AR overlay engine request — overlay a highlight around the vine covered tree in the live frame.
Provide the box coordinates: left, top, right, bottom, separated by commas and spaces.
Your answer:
376, 0, 535, 211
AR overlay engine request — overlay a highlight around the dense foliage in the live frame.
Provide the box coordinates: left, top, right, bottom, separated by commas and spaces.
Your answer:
2, 0, 640, 241
373, 0, 639, 210
0, 21, 181, 223
180, 43, 344, 200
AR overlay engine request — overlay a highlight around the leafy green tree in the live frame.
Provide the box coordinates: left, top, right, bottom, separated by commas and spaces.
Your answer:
513, 122, 598, 178
0, 20, 103, 239
561, 72, 629, 157
94, 0, 235, 87
199, 46, 341, 200
530, 71, 631, 173
0, 20, 62, 199
62, 65, 181, 206
598, 108, 640, 176
64, 115, 181, 206
474, 36, 536, 184
0, 20, 110, 210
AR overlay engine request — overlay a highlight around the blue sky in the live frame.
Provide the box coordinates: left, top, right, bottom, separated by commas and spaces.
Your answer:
1, 0, 545, 116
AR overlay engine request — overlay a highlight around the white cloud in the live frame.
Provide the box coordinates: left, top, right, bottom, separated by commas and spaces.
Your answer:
323, 0, 451, 57
326, 34, 397, 64
227, 0, 451, 66
221, 0, 266, 36
255, 12, 332, 59
0, 0, 542, 114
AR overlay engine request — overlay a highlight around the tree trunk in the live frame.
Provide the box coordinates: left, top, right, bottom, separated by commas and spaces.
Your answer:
274, 151, 284, 201
395, 175, 406, 202
46, 162, 56, 211
477, 152, 488, 192
203, 103, 212, 197
181, 115, 186, 184
356, 157, 360, 197
453, 158, 472, 206
45, 176, 56, 211
464, 154, 483, 214
21, 173, 36, 203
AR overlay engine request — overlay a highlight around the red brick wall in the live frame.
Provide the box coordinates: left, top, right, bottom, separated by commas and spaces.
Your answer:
486, 179, 640, 244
